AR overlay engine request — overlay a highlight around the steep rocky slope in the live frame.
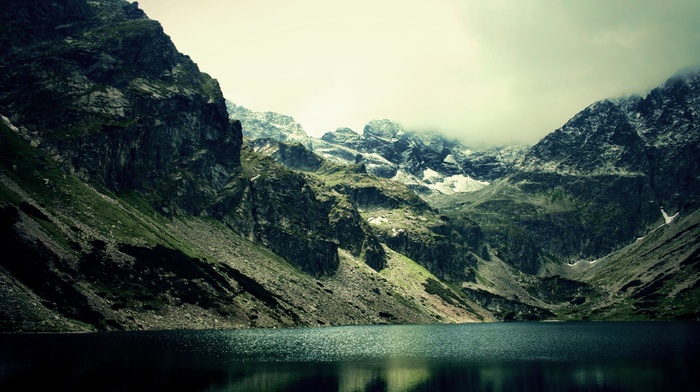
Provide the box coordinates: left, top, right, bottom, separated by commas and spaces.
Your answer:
549, 209, 700, 320
0, 0, 489, 331
205, 145, 388, 275
0, 0, 241, 215
451, 69, 700, 274
238, 70, 700, 321
228, 102, 528, 198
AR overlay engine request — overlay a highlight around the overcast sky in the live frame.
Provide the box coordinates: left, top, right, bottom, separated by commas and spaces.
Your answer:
133, 0, 700, 144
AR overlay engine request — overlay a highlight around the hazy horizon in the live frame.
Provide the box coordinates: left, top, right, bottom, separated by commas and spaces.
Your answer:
133, 0, 700, 145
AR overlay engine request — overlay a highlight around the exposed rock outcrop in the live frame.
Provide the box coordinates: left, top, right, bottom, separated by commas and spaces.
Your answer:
0, 0, 242, 214
205, 147, 387, 276
460, 68, 700, 273
227, 103, 529, 198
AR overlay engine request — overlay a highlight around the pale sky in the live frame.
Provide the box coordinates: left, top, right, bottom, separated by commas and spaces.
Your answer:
133, 0, 700, 144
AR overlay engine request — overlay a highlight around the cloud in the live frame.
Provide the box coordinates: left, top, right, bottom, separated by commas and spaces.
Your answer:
135, 0, 700, 145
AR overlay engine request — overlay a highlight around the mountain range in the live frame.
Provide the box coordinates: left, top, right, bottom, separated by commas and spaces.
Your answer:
1, 0, 698, 331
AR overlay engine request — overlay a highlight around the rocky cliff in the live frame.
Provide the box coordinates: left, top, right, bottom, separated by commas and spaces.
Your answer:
227, 103, 528, 198
1, 0, 242, 216
226, 101, 312, 148
205, 145, 388, 275
455, 68, 700, 273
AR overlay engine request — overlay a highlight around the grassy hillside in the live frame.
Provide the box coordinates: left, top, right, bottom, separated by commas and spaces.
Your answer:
550, 210, 700, 320
1, 121, 487, 331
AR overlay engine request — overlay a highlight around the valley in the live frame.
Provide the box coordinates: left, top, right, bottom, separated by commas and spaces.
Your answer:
1, 0, 698, 332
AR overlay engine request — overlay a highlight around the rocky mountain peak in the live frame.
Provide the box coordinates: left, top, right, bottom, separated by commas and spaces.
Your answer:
320, 127, 363, 147
664, 66, 700, 86
230, 107, 528, 198
363, 119, 403, 139
318, 120, 527, 196
226, 100, 311, 148
518, 99, 648, 176
519, 68, 700, 179
470, 67, 700, 273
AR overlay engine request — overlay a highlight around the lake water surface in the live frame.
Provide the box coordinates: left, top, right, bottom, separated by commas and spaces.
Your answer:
1, 322, 698, 391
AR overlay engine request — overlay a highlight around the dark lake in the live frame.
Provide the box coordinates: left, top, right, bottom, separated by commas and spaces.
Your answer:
1, 322, 699, 391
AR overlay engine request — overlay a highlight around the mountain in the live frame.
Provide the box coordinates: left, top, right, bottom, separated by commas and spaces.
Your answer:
318, 120, 528, 197
225, 101, 312, 148
231, 70, 700, 321
550, 208, 700, 321
1, 0, 243, 216
0, 0, 490, 331
452, 68, 700, 274
226, 102, 528, 198
2, 0, 699, 332
519, 68, 700, 212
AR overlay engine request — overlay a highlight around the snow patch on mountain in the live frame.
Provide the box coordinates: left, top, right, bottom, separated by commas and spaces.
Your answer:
428, 174, 489, 194
661, 207, 679, 224
392, 169, 421, 186
422, 168, 443, 183
367, 216, 389, 225
364, 153, 394, 166
443, 154, 458, 164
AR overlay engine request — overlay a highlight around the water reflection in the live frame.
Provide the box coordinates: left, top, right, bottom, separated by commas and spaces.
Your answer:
206, 361, 693, 392
1, 322, 698, 391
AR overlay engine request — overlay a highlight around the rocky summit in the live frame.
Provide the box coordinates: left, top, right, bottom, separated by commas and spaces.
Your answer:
229, 101, 528, 198
452, 69, 700, 274
1, 1, 699, 332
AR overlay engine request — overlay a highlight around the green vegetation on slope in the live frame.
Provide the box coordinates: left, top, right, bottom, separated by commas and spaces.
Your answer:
1, 121, 491, 331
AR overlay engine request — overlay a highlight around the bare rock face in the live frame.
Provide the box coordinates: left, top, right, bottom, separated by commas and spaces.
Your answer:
229, 103, 529, 197
227, 101, 312, 148
206, 148, 387, 276
463, 69, 700, 273
518, 68, 700, 212
0, 0, 242, 213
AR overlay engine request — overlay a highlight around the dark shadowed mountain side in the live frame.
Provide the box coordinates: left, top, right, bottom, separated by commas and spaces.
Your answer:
204, 145, 388, 275
447, 69, 700, 274
549, 209, 700, 320
0, 0, 242, 213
